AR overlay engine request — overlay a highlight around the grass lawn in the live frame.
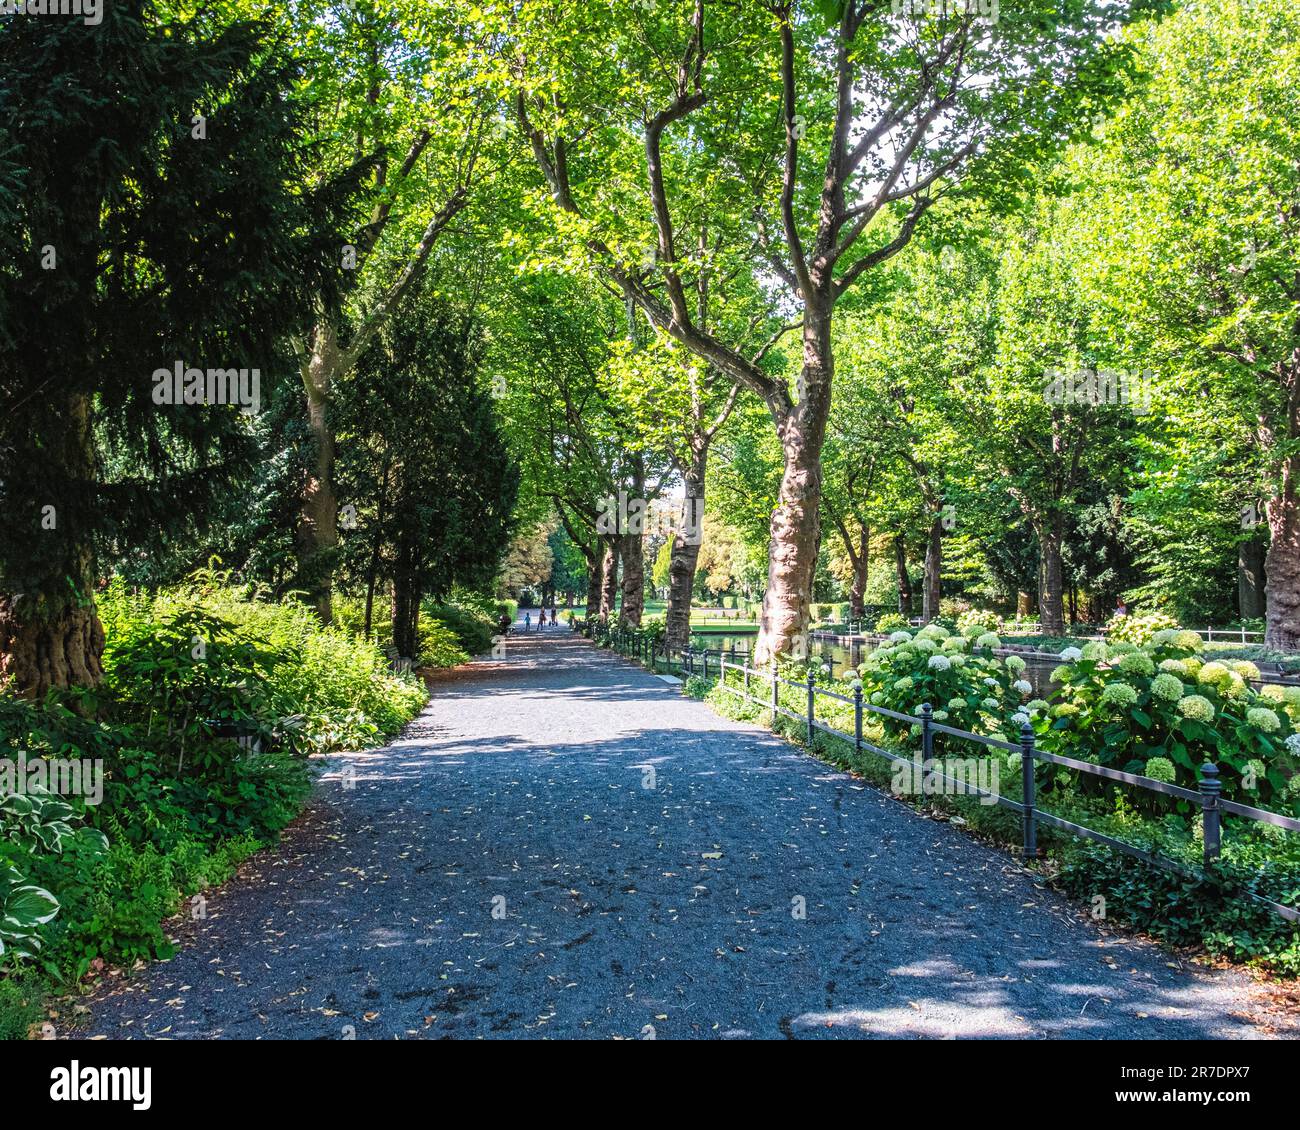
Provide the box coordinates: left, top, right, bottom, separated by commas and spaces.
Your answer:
559, 600, 758, 627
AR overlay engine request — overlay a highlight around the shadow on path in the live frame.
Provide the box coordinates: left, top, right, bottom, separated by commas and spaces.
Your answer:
78, 629, 1295, 1039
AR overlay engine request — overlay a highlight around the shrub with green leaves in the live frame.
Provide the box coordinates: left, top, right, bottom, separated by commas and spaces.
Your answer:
683, 675, 713, 700
956, 608, 1001, 636
0, 970, 44, 1040
1106, 610, 1179, 645
854, 626, 1029, 748
0, 783, 109, 962
423, 602, 495, 657
874, 612, 908, 634
417, 620, 470, 669
1039, 633, 1300, 811
1, 580, 431, 988
101, 582, 427, 753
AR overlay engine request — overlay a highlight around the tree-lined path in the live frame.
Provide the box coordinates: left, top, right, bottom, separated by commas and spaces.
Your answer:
79, 631, 1290, 1039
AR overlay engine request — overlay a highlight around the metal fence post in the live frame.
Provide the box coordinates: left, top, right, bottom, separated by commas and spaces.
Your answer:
854, 685, 863, 755
921, 702, 934, 762
806, 671, 816, 744
1020, 721, 1037, 858
743, 658, 750, 695
703, 651, 709, 681
771, 666, 779, 725
1199, 761, 1221, 865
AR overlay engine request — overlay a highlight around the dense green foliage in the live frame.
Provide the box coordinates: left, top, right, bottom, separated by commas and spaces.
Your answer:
6, 0, 1300, 1032
0, 581, 425, 1034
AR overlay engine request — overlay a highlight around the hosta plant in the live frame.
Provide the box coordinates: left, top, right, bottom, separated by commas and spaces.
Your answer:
1, 786, 77, 855
0, 863, 59, 961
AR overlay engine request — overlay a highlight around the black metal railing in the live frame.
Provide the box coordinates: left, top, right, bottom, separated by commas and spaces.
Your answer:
706, 657, 1300, 925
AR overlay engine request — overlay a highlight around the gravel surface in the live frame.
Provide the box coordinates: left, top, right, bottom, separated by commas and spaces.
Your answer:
78, 628, 1293, 1039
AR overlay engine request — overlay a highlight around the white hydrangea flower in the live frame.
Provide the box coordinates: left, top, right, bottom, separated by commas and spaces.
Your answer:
927, 654, 952, 671
1012, 711, 1030, 726
975, 632, 1001, 649
888, 631, 912, 644
1005, 655, 1026, 673
1013, 679, 1032, 696
1059, 646, 1083, 662
1150, 672, 1183, 702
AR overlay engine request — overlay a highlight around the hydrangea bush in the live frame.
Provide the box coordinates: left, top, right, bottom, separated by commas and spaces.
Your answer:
956, 608, 1001, 637
852, 626, 1029, 750
1106, 610, 1179, 646
1039, 631, 1300, 811
874, 612, 908, 634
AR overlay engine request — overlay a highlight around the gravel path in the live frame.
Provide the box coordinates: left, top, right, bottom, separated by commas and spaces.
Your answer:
79, 628, 1293, 1039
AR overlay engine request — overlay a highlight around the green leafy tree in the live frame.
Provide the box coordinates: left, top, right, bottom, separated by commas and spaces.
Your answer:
337, 293, 518, 657
503, 0, 1137, 662
0, 1, 361, 695
1072, 0, 1300, 644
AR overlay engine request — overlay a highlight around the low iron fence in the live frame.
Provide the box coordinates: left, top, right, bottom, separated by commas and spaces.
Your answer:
830, 619, 1269, 646
582, 615, 1300, 922
703, 648, 1299, 925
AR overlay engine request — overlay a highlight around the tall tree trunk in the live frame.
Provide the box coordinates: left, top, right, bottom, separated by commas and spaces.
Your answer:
363, 457, 391, 640
664, 449, 707, 650
754, 313, 831, 665
1038, 514, 1066, 636
620, 532, 644, 625
1239, 528, 1266, 620
922, 513, 942, 622
0, 392, 105, 697
390, 537, 420, 660
894, 535, 913, 617
848, 523, 869, 619
754, 428, 823, 664
832, 512, 869, 620
599, 540, 619, 619
296, 321, 341, 624
619, 456, 646, 625
1265, 459, 1300, 648
585, 543, 604, 618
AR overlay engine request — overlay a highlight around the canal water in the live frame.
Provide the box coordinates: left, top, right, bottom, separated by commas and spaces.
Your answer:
689, 631, 1061, 697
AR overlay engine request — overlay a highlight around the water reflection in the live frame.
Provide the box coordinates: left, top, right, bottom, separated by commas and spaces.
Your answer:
689, 631, 1060, 696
